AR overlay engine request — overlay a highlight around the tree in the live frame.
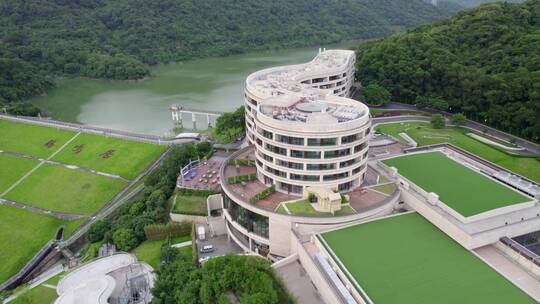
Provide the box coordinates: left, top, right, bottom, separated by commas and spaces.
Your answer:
87, 220, 110, 243
215, 106, 245, 143
431, 114, 446, 129
362, 83, 391, 105
112, 228, 138, 251
452, 113, 466, 126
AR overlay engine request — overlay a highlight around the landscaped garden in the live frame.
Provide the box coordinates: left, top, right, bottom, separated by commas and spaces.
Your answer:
132, 235, 191, 269
11, 273, 62, 304
171, 195, 208, 216
279, 198, 356, 216
0, 153, 37, 193
376, 122, 540, 183
321, 213, 533, 304
370, 183, 396, 195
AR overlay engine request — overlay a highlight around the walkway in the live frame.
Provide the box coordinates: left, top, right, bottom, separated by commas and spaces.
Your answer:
0, 198, 88, 220
275, 261, 325, 304
474, 245, 540, 301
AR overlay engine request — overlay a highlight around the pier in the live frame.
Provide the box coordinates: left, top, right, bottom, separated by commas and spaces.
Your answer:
170, 104, 224, 129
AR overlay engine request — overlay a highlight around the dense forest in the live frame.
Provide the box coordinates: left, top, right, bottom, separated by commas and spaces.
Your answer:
356, 0, 540, 142
0, 0, 461, 106
442, 0, 524, 7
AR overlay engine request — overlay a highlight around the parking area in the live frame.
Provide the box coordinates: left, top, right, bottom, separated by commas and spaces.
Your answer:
195, 230, 243, 261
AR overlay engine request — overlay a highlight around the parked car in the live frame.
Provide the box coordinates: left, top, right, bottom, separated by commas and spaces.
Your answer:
200, 245, 215, 253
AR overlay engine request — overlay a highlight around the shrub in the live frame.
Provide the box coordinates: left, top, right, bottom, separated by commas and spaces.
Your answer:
227, 172, 257, 184
87, 220, 110, 243
250, 185, 275, 203
177, 188, 220, 197
144, 221, 191, 241
227, 159, 256, 166
431, 114, 446, 129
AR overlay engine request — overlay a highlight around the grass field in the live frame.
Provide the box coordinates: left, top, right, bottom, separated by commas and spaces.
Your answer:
4, 164, 126, 214
172, 195, 208, 216
11, 274, 62, 304
375, 122, 540, 183
51, 133, 165, 179
132, 236, 191, 269
371, 183, 396, 195
321, 213, 533, 304
0, 204, 83, 284
0, 154, 38, 193
0, 120, 76, 158
284, 199, 356, 216
383, 152, 530, 216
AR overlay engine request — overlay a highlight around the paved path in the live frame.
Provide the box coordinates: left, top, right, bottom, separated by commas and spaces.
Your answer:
171, 240, 192, 248
475, 245, 540, 302
0, 149, 130, 183
0, 133, 81, 197
0, 198, 88, 220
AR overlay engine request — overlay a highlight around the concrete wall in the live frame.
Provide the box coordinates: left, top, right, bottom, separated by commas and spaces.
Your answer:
494, 242, 540, 279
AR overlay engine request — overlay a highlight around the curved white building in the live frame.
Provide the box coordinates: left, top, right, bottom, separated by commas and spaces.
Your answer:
244, 49, 371, 195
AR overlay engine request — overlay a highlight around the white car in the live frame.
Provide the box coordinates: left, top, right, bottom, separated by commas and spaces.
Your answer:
200, 245, 215, 253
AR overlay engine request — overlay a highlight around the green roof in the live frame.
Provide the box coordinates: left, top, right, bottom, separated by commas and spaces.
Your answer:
321, 213, 533, 304
382, 151, 530, 217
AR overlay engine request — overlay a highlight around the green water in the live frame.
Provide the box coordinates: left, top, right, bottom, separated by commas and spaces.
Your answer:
30, 47, 326, 135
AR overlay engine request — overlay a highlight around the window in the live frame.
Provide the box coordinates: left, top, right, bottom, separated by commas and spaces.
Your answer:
258, 151, 273, 162
341, 133, 361, 144
324, 148, 350, 159
290, 174, 319, 182
265, 143, 287, 156
277, 159, 303, 170
365, 127, 371, 136
276, 134, 304, 146
262, 129, 273, 140
340, 157, 361, 168
352, 164, 366, 175
265, 165, 286, 178
323, 172, 349, 181
225, 196, 269, 238
308, 138, 337, 146
291, 150, 321, 159
279, 182, 303, 194
354, 143, 367, 153
307, 163, 336, 171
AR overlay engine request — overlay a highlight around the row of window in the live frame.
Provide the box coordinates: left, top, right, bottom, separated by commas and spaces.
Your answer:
263, 164, 366, 182
257, 150, 367, 171
256, 127, 370, 147
224, 195, 269, 239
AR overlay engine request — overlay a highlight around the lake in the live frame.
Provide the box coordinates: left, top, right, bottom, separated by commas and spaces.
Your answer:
30, 47, 336, 135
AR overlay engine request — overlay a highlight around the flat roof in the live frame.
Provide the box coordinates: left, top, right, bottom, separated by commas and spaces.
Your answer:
320, 213, 533, 304
382, 151, 530, 217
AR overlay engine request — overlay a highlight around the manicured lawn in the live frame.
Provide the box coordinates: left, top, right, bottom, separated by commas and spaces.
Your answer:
285, 199, 356, 216
0, 204, 83, 284
51, 133, 165, 179
4, 164, 126, 214
321, 213, 533, 304
172, 195, 208, 216
275, 204, 288, 214
132, 235, 191, 269
376, 122, 540, 182
371, 183, 396, 195
0, 119, 76, 158
0, 153, 38, 193
383, 152, 530, 216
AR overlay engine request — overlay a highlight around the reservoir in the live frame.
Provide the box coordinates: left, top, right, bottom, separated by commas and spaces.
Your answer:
30, 47, 333, 135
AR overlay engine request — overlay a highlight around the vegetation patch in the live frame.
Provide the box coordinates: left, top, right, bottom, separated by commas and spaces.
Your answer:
132, 235, 191, 269
371, 183, 396, 195
250, 185, 275, 204
376, 122, 540, 182
0, 204, 82, 284
383, 152, 530, 217
4, 163, 126, 215
172, 195, 208, 216
51, 133, 165, 179
285, 199, 355, 217
0, 153, 38, 193
321, 213, 532, 303
0, 120, 76, 158
227, 172, 257, 184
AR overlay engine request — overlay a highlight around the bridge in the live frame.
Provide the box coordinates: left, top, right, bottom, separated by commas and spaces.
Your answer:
170, 104, 224, 129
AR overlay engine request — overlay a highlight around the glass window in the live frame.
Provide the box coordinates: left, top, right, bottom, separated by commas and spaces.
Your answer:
277, 159, 303, 170
290, 174, 319, 182
308, 138, 337, 146
291, 150, 321, 159
276, 134, 304, 146
324, 148, 350, 159
307, 163, 336, 171
323, 172, 349, 181
265, 143, 287, 156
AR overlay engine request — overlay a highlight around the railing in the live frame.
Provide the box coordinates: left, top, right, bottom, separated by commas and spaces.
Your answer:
500, 237, 540, 267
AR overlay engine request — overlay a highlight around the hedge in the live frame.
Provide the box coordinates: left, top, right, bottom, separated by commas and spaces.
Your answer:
227, 159, 256, 167
177, 188, 220, 197
249, 185, 276, 204
227, 172, 257, 184
144, 221, 191, 241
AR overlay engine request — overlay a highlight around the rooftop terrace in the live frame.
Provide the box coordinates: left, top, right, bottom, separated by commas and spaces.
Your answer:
382, 151, 531, 217
320, 213, 534, 304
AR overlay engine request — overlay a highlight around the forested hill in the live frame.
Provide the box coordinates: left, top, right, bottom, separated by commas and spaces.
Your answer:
0, 0, 461, 104
356, 0, 540, 142
442, 0, 524, 7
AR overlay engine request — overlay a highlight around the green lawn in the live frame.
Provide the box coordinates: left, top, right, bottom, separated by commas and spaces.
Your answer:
4, 164, 126, 214
383, 152, 530, 217
275, 204, 288, 214
132, 235, 191, 269
376, 122, 540, 183
172, 195, 208, 216
0, 204, 83, 283
0, 119, 76, 158
285, 199, 356, 216
371, 183, 396, 195
51, 133, 165, 179
11, 273, 62, 304
321, 213, 533, 304
0, 153, 38, 193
